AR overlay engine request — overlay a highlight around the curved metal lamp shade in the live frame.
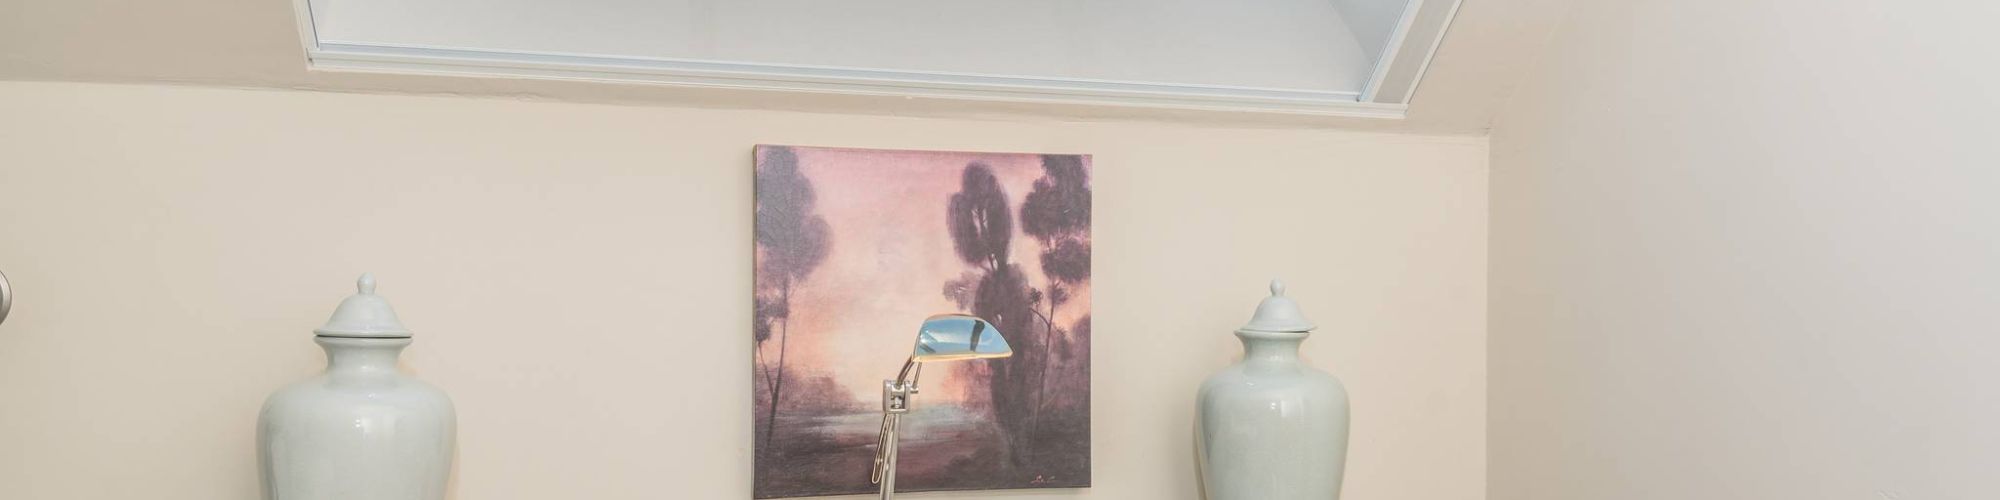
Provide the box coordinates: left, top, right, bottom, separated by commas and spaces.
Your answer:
911, 314, 1012, 362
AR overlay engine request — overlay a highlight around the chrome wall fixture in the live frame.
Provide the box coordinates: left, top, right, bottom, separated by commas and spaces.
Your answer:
0, 269, 12, 326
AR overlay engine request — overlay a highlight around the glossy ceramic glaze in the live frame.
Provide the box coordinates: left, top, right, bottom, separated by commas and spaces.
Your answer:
258, 275, 455, 500
1196, 281, 1350, 500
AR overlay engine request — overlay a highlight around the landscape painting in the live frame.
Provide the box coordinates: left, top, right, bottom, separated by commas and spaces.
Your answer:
752, 145, 1092, 498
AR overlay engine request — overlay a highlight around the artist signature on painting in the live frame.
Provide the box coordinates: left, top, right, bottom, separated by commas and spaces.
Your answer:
1030, 475, 1060, 485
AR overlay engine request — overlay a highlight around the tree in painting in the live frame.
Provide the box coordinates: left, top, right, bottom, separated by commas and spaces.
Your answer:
752, 146, 831, 444
1016, 154, 1093, 477
945, 163, 1042, 468
1020, 155, 1091, 422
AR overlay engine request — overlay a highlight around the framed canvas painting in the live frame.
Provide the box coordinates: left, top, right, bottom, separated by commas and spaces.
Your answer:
752, 145, 1092, 498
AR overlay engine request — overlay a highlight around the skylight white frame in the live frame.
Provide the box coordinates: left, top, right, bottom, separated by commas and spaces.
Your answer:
291, 0, 1461, 118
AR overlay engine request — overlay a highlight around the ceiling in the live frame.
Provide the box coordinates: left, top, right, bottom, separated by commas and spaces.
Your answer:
0, 0, 1574, 135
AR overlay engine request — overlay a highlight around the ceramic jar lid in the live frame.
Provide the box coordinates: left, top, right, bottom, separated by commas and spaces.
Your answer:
314, 273, 413, 338
1237, 279, 1316, 334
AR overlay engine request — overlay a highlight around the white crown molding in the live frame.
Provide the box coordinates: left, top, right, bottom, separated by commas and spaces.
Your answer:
291, 0, 1420, 118
1398, 0, 1468, 104
304, 42, 1408, 118
1362, 0, 1428, 102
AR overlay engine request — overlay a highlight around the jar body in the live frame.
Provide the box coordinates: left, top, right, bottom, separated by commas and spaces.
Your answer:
1196, 333, 1350, 500
258, 337, 455, 500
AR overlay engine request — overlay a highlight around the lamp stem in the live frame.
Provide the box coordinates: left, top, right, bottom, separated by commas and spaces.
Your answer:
874, 358, 922, 500
879, 413, 901, 500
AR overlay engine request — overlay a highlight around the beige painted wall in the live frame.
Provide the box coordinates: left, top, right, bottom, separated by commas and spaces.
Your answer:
1490, 1, 2000, 499
0, 81, 1488, 500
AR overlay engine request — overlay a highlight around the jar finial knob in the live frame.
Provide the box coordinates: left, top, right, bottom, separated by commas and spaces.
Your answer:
1239, 278, 1314, 333
315, 273, 410, 338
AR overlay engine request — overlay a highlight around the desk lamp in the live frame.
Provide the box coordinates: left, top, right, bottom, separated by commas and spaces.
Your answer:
870, 314, 1013, 500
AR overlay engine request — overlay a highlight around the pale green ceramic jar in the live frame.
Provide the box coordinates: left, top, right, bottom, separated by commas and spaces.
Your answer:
1196, 280, 1350, 500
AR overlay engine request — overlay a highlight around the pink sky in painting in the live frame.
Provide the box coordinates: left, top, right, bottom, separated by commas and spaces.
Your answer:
773, 146, 1093, 404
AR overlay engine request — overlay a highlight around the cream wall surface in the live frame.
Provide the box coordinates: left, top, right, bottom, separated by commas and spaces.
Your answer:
0, 81, 1488, 500
1491, 1, 2000, 499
